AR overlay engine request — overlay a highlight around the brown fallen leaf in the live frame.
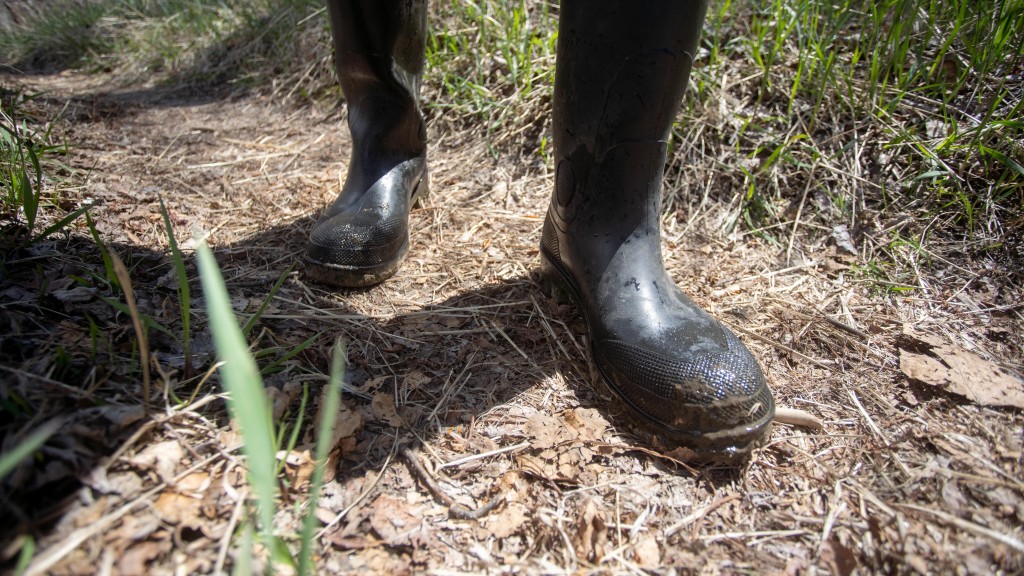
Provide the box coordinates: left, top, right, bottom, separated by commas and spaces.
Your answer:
316, 387, 364, 448
371, 392, 404, 427
898, 329, 1024, 409
632, 534, 661, 567
574, 498, 608, 562
483, 502, 529, 539
369, 493, 427, 547
819, 538, 858, 576
118, 539, 170, 576
129, 440, 184, 483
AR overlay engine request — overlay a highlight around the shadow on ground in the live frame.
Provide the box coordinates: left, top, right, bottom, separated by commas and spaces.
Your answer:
2, 198, 742, 560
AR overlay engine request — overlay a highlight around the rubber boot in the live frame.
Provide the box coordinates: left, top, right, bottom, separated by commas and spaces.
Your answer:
542, 0, 775, 458
305, 0, 429, 288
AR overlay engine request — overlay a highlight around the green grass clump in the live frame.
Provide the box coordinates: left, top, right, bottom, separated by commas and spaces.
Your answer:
1, 91, 92, 250
691, 0, 1023, 252
196, 240, 344, 574
0, 0, 333, 92
425, 0, 557, 148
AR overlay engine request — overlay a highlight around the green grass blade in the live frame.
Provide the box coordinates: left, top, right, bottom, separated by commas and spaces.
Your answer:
260, 333, 317, 376
159, 197, 191, 370
0, 419, 61, 480
232, 522, 254, 576
13, 535, 35, 576
241, 265, 292, 337
980, 146, 1024, 179
28, 202, 93, 245
86, 212, 119, 290
298, 338, 345, 576
196, 240, 278, 559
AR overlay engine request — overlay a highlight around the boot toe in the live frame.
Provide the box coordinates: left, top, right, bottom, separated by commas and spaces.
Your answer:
304, 215, 408, 287
595, 330, 774, 456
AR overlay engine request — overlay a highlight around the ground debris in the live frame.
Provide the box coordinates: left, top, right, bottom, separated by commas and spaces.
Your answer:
2, 61, 1022, 576
898, 327, 1024, 409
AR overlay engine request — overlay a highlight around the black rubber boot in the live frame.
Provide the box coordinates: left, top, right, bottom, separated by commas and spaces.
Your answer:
542, 0, 775, 458
305, 0, 429, 288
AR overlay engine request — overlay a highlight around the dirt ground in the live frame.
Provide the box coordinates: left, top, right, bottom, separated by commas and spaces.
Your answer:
2, 69, 1023, 575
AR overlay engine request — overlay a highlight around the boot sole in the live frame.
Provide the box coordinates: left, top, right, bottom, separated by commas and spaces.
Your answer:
304, 174, 429, 288
539, 249, 771, 461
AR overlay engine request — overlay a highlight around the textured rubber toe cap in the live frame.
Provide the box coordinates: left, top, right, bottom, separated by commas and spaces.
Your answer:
596, 334, 774, 454
306, 215, 406, 269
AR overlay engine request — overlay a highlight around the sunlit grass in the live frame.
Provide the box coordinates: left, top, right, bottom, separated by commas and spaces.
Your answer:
197, 239, 345, 574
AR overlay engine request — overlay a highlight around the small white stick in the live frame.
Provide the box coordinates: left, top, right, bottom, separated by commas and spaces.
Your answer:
437, 441, 531, 470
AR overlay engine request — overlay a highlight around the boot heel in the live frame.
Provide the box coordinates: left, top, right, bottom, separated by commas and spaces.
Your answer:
539, 252, 573, 305
411, 172, 430, 208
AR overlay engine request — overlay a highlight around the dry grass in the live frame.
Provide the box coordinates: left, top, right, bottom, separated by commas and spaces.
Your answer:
2, 1, 1023, 573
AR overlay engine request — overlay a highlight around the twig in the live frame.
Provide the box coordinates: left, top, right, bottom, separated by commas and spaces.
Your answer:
436, 441, 530, 470
488, 319, 534, 366
729, 325, 834, 370
897, 503, 1024, 554
214, 489, 247, 576
846, 387, 887, 445
0, 365, 92, 398
665, 493, 741, 538
401, 446, 502, 520
773, 407, 824, 431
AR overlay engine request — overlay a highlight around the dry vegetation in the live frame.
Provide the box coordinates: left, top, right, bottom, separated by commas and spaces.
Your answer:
2, 0, 1023, 574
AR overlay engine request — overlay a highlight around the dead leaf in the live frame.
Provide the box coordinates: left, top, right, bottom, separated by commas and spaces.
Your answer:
314, 387, 364, 452
117, 539, 170, 576
369, 493, 427, 547
371, 392, 404, 427
898, 329, 1024, 409
484, 503, 529, 539
819, 538, 858, 576
129, 440, 184, 483
574, 499, 608, 562
632, 534, 661, 567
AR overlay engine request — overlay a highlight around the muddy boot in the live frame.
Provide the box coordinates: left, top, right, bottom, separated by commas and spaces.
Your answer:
541, 0, 774, 458
305, 0, 429, 288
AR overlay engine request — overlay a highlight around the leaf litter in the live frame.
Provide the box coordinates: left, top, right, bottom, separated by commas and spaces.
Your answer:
0, 63, 1021, 576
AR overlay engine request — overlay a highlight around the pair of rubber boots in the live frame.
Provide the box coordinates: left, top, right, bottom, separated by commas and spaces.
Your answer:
305, 0, 775, 459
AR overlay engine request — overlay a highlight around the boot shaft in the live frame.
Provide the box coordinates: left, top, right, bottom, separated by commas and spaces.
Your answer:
326, 0, 427, 159
552, 0, 709, 202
